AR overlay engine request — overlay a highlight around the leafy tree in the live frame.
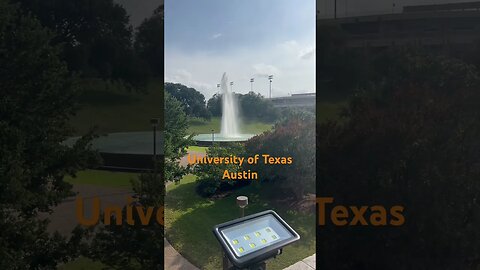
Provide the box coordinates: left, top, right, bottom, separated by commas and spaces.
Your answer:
164, 92, 191, 182
135, 5, 164, 77
317, 50, 480, 269
14, 0, 147, 90
245, 112, 315, 200
86, 169, 164, 269
207, 93, 222, 117
207, 91, 279, 122
165, 82, 211, 119
239, 91, 278, 122
194, 144, 247, 197
0, 1, 97, 267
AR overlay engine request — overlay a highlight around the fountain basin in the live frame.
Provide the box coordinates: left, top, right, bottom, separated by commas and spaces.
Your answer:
65, 131, 163, 172
193, 133, 256, 146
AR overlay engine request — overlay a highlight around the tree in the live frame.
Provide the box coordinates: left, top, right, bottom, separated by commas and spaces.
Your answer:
207, 93, 222, 117
164, 92, 191, 182
86, 170, 164, 269
317, 50, 480, 269
135, 5, 164, 77
165, 82, 211, 119
207, 91, 279, 122
13, 0, 147, 90
239, 91, 278, 122
245, 111, 315, 200
0, 1, 97, 267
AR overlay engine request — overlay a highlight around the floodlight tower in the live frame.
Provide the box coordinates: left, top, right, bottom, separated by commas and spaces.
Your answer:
230, 81, 234, 92
250, 78, 254, 92
268, 75, 273, 98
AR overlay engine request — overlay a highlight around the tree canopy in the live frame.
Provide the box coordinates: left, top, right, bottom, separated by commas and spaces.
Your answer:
317, 49, 480, 269
0, 0, 97, 267
165, 82, 211, 119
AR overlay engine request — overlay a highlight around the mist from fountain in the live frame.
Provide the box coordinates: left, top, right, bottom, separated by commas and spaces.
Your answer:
220, 72, 240, 138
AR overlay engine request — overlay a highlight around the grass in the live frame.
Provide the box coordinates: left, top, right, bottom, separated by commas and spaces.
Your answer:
188, 117, 272, 135
65, 170, 136, 188
165, 175, 316, 270
70, 79, 163, 135
186, 145, 208, 153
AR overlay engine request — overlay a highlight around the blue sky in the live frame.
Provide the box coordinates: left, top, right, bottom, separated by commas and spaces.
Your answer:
165, 0, 315, 98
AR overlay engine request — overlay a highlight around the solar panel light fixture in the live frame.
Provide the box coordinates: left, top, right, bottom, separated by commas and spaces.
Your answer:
213, 210, 300, 269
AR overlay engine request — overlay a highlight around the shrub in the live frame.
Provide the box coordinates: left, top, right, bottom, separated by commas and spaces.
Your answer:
194, 144, 246, 197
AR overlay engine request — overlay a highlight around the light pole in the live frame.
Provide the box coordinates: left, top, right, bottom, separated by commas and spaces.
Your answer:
150, 118, 159, 161
230, 81, 234, 92
149, 118, 160, 193
250, 78, 254, 92
216, 83, 220, 94
268, 75, 273, 98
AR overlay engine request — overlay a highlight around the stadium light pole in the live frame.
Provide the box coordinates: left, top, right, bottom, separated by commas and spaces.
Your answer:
217, 83, 220, 94
230, 81, 234, 92
250, 78, 254, 92
268, 75, 273, 98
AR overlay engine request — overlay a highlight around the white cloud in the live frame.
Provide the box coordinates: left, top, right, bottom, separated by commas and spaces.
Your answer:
165, 39, 315, 99
252, 63, 280, 78
299, 47, 315, 60
211, 33, 222, 40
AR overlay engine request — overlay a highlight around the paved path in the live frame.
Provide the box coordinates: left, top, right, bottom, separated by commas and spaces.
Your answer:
179, 150, 205, 167
40, 184, 133, 235
164, 238, 199, 270
283, 254, 316, 270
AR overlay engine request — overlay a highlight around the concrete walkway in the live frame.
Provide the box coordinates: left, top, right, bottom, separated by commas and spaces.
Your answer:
283, 254, 316, 269
164, 238, 199, 270
163, 242, 316, 270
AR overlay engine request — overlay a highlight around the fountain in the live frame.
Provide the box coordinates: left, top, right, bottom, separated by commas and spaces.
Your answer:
193, 72, 255, 145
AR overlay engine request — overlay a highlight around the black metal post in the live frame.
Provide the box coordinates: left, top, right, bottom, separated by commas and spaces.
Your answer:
153, 125, 157, 160
334, 0, 337, 19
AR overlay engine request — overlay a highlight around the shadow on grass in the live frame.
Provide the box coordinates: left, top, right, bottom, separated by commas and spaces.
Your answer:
165, 181, 315, 270
78, 90, 140, 106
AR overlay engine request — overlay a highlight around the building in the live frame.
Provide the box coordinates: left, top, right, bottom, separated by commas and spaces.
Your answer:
318, 1, 480, 49
269, 93, 316, 108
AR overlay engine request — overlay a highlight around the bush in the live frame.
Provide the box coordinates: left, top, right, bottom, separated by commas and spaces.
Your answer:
245, 111, 315, 200
194, 144, 247, 197
317, 50, 480, 269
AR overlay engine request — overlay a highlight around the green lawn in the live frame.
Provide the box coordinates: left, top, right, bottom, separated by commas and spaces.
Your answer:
188, 117, 272, 135
65, 170, 136, 188
70, 79, 163, 135
186, 145, 208, 154
165, 175, 316, 270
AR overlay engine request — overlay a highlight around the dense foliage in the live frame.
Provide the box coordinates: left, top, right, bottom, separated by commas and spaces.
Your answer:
207, 91, 278, 122
164, 92, 191, 183
86, 169, 164, 269
165, 82, 211, 119
245, 112, 316, 200
194, 144, 246, 197
13, 0, 149, 90
135, 5, 164, 77
317, 49, 480, 269
0, 1, 97, 267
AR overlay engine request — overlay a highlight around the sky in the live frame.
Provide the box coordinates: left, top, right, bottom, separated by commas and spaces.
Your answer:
165, 0, 316, 99
318, 0, 480, 18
